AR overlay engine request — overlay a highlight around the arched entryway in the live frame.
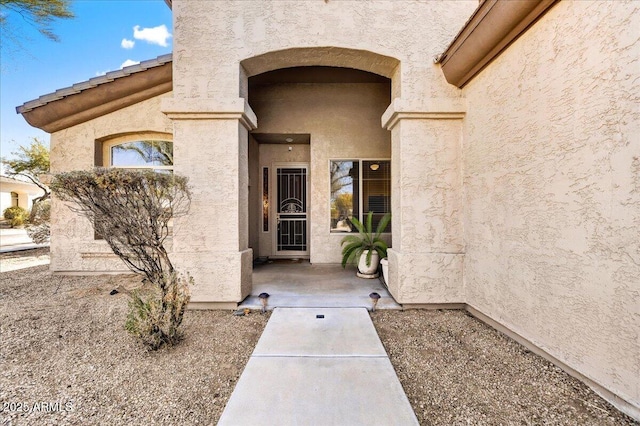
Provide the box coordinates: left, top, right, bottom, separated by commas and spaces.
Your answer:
240, 47, 400, 96
237, 47, 399, 308
164, 44, 465, 308
245, 65, 393, 264
240, 47, 398, 266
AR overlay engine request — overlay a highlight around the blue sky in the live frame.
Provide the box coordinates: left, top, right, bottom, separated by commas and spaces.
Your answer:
0, 0, 172, 161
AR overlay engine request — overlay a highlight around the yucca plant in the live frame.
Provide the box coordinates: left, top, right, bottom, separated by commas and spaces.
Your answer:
341, 211, 391, 268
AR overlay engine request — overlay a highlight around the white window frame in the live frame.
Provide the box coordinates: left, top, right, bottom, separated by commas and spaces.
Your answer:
102, 132, 173, 171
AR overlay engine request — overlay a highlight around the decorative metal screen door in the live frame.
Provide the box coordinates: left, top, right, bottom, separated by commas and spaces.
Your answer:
274, 165, 309, 257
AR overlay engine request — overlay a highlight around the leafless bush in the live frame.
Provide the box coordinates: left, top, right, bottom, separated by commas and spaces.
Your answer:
52, 168, 192, 349
26, 199, 50, 243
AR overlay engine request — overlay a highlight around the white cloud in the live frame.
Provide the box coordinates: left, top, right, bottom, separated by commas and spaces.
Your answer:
121, 38, 135, 49
120, 59, 140, 69
133, 24, 172, 47
95, 70, 108, 77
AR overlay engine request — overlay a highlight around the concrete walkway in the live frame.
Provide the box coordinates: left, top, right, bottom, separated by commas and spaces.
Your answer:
241, 262, 401, 311
218, 308, 419, 425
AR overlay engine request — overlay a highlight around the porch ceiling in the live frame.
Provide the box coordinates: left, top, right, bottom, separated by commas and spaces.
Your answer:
251, 133, 310, 145
249, 66, 389, 87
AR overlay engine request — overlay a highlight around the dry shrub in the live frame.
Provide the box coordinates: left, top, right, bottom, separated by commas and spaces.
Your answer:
52, 168, 192, 350
26, 200, 50, 243
126, 272, 193, 350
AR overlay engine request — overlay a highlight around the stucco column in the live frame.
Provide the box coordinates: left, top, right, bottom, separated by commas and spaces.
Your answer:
382, 98, 466, 306
162, 98, 257, 309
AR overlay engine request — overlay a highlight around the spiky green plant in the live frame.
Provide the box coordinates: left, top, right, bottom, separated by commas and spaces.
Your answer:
340, 211, 391, 268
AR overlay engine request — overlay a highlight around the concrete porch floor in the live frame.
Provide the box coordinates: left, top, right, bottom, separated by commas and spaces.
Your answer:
239, 260, 401, 311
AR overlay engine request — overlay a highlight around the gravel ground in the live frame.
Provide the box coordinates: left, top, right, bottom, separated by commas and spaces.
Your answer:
1, 249, 269, 425
373, 310, 637, 425
1, 248, 637, 425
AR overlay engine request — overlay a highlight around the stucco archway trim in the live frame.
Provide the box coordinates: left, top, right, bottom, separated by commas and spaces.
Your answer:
382, 98, 467, 130
161, 98, 257, 131
240, 47, 399, 79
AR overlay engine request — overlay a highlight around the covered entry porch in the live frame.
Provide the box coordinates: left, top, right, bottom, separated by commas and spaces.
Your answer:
240, 261, 401, 311
164, 46, 466, 308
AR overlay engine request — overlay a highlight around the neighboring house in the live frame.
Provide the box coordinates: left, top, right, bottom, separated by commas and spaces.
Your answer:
0, 175, 43, 217
16, 0, 639, 418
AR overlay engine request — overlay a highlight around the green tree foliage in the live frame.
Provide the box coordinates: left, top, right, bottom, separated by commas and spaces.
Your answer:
51, 168, 192, 350
331, 192, 353, 218
2, 137, 50, 196
0, 0, 73, 43
0, 136, 51, 228
2, 205, 28, 227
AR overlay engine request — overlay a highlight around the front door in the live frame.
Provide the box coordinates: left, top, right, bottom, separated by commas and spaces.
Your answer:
273, 164, 309, 258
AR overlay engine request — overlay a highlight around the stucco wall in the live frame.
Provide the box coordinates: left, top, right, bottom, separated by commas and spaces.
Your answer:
165, 0, 477, 303
249, 82, 391, 263
172, 0, 476, 99
0, 180, 42, 214
462, 0, 639, 411
248, 135, 260, 259
49, 93, 173, 272
0, 192, 12, 215
386, 114, 464, 304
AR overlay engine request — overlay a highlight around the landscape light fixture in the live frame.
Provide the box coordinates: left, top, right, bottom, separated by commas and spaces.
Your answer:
369, 292, 381, 311
258, 292, 270, 313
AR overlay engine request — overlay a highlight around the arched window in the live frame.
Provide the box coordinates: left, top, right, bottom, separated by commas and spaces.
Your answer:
104, 139, 173, 171
95, 136, 174, 240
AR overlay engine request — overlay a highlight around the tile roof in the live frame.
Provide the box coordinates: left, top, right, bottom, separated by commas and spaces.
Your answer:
16, 53, 173, 114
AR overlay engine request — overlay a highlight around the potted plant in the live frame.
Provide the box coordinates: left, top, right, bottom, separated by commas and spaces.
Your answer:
341, 211, 391, 277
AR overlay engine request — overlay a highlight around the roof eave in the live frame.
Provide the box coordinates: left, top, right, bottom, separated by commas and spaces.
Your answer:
437, 0, 559, 88
17, 55, 173, 133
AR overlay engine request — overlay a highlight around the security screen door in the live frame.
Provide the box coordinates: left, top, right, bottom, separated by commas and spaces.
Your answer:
274, 165, 309, 257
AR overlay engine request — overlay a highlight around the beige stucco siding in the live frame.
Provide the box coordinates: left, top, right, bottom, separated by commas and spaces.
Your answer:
386, 115, 464, 304
462, 0, 639, 410
172, 0, 476, 99
165, 0, 477, 304
249, 82, 391, 263
0, 179, 43, 213
49, 93, 173, 272
248, 135, 260, 259
24, 0, 639, 415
